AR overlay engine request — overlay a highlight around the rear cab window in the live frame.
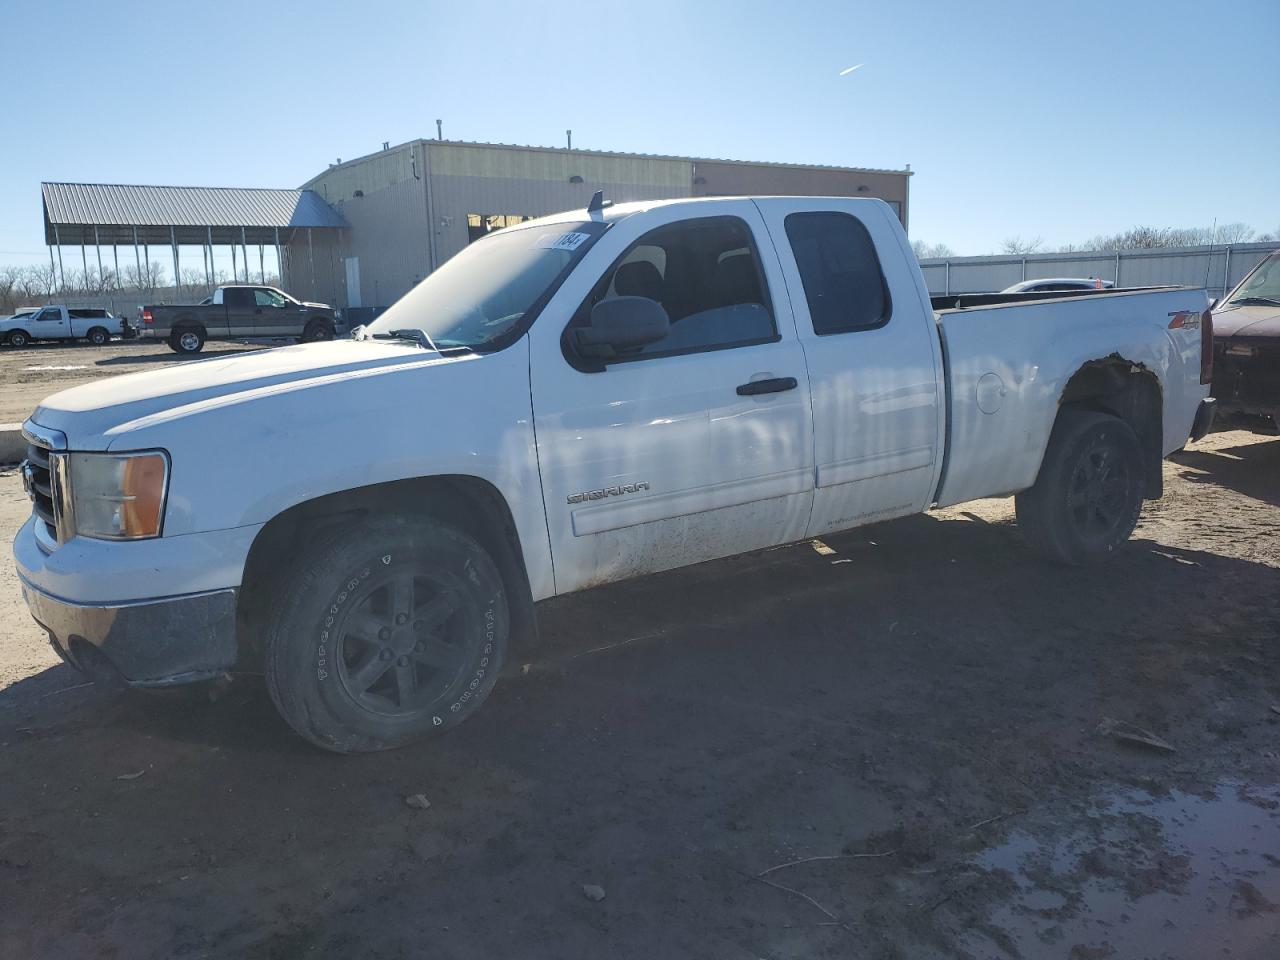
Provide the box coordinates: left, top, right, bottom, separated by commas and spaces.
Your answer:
784, 212, 891, 335
567, 215, 777, 365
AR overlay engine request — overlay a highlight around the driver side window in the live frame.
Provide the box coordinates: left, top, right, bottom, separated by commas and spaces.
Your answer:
568, 216, 777, 364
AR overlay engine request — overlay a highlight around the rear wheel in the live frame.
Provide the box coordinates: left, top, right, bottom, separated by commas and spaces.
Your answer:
169, 328, 205, 354
86, 326, 109, 346
7, 330, 30, 347
264, 516, 509, 753
1015, 410, 1145, 565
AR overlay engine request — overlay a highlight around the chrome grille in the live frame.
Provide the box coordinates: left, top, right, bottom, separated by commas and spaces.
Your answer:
22, 439, 58, 539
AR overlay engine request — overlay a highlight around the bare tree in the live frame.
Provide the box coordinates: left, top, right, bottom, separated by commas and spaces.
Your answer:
1001, 235, 1043, 255
180, 268, 210, 298
911, 239, 954, 260
1213, 222, 1256, 244
0, 266, 22, 313
19, 264, 58, 301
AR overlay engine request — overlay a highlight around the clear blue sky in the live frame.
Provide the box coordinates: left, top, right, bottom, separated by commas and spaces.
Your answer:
4, 0, 1278, 268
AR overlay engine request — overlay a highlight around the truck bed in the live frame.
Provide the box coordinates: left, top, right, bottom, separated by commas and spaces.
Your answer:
932, 286, 1210, 507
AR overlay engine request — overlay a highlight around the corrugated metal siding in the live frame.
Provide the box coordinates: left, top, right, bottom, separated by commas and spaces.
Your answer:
691, 161, 909, 224
426, 173, 691, 267
920, 243, 1280, 299
42, 182, 346, 229
427, 143, 693, 188
302, 146, 419, 206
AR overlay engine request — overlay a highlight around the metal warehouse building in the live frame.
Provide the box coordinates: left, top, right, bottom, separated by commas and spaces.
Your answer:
287, 139, 912, 313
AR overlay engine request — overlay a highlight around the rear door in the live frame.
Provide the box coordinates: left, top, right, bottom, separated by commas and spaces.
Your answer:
529, 203, 815, 594
754, 199, 944, 538
32, 307, 70, 339
221, 287, 255, 338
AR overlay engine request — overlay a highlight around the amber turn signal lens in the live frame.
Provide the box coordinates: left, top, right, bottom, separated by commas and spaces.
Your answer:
120, 454, 167, 538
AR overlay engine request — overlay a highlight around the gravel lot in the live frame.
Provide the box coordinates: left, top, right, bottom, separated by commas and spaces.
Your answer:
1, 417, 1278, 958
0, 338, 275, 425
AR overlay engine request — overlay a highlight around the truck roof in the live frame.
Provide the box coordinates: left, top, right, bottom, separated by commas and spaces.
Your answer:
526, 194, 892, 228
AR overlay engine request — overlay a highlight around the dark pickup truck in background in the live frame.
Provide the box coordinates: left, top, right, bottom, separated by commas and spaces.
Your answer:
1212, 250, 1280, 432
139, 285, 342, 353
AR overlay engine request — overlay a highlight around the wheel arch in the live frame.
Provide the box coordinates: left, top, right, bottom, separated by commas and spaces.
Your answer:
85, 325, 111, 342
1054, 354, 1163, 499
237, 474, 539, 668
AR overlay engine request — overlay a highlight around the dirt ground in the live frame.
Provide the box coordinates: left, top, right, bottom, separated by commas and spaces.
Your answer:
1, 428, 1278, 960
0, 339, 272, 425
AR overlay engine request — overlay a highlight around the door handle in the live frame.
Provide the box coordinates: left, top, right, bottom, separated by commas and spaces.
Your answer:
736, 376, 798, 396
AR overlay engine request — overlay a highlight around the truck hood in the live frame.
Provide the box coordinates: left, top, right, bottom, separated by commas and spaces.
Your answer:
29, 340, 452, 448
1213, 303, 1280, 339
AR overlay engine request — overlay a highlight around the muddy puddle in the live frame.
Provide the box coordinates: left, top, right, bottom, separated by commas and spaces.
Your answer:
963, 783, 1280, 958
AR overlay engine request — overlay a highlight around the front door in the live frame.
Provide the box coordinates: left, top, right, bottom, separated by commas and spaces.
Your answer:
753, 199, 944, 538
529, 203, 814, 595
251, 287, 301, 337
32, 307, 69, 339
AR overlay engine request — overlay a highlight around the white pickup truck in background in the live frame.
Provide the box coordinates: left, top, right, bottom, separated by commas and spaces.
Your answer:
14, 196, 1216, 752
1, 305, 128, 347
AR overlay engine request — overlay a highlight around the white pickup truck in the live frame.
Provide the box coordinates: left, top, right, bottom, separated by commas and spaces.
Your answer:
1, 305, 128, 347
14, 196, 1216, 752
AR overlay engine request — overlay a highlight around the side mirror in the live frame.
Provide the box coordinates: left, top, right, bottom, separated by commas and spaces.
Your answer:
1208, 297, 1219, 310
573, 296, 670, 359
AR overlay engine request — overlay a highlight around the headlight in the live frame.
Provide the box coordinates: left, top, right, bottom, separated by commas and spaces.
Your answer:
59, 451, 170, 540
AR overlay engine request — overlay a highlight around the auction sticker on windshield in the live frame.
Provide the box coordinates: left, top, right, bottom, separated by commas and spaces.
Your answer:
534, 232, 591, 252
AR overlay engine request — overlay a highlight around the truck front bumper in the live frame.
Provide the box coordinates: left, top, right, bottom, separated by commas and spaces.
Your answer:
19, 578, 238, 687
13, 515, 257, 687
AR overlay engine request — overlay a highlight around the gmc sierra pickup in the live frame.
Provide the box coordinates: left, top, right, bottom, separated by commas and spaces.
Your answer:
14, 196, 1216, 752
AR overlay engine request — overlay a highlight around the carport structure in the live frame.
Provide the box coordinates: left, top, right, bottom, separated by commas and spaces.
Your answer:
40, 182, 348, 293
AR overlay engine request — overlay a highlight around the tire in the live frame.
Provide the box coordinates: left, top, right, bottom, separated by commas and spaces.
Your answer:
7, 330, 30, 348
264, 516, 509, 753
169, 327, 205, 354
1015, 409, 1145, 565
301, 319, 334, 343
86, 326, 109, 346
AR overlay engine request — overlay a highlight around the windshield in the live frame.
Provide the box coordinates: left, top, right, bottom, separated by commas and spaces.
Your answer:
1227, 253, 1280, 305
365, 220, 607, 349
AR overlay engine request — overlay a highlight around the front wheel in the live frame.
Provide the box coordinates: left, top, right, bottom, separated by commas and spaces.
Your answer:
301, 319, 334, 343
264, 516, 510, 753
1015, 410, 1145, 565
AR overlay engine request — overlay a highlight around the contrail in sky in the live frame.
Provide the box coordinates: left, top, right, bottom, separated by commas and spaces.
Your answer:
839, 64, 864, 76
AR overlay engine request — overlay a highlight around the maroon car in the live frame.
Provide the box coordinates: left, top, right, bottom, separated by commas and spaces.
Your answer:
1212, 250, 1280, 431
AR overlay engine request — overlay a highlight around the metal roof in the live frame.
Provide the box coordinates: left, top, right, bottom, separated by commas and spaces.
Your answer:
42, 182, 346, 246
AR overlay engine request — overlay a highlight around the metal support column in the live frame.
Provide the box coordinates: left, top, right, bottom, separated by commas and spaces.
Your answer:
1114, 251, 1121, 286
81, 242, 88, 287
206, 226, 214, 286
1020, 257, 1027, 281
112, 244, 120, 290
308, 228, 315, 288
48, 243, 57, 292
144, 243, 150, 288
274, 227, 283, 289
1222, 246, 1232, 299
241, 226, 249, 283
53, 223, 65, 291
133, 227, 141, 289
171, 226, 180, 294
259, 244, 265, 284
94, 226, 104, 288
231, 243, 237, 281
944, 260, 951, 296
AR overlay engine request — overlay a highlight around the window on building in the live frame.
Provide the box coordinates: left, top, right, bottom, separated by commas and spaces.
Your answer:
467, 213, 536, 244
784, 212, 891, 335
